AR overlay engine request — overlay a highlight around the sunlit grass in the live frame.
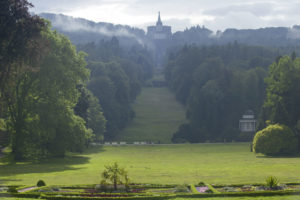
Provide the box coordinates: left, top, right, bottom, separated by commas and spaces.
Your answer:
1, 143, 300, 186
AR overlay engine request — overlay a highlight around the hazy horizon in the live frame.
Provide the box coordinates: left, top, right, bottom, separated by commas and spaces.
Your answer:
29, 0, 300, 32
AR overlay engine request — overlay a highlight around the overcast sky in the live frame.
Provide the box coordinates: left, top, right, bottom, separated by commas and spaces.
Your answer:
29, 0, 300, 32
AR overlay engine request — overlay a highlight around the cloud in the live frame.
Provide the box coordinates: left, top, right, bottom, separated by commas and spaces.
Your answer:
164, 18, 193, 32
203, 2, 274, 17
287, 26, 300, 39
29, 0, 300, 32
49, 14, 145, 44
203, 12, 270, 31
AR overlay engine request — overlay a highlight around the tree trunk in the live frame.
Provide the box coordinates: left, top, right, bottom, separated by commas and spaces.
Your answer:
11, 118, 25, 161
114, 177, 117, 190
12, 131, 24, 161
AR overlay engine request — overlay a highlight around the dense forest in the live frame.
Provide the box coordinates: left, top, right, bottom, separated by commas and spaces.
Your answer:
165, 44, 299, 143
77, 39, 154, 139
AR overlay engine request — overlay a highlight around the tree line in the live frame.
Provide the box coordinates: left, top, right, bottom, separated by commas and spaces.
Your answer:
165, 44, 278, 142
0, 0, 153, 160
166, 43, 300, 153
77, 38, 154, 139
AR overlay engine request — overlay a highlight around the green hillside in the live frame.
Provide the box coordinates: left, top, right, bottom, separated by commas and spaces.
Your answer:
113, 87, 187, 143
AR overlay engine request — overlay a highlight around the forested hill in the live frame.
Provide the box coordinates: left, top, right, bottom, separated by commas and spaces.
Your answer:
172, 25, 300, 46
40, 13, 300, 47
39, 13, 147, 47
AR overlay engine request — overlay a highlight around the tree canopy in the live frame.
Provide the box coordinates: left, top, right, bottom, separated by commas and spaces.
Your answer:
79, 39, 154, 139
166, 44, 274, 142
5, 26, 94, 160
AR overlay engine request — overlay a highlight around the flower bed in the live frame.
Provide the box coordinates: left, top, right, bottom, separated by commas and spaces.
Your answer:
6, 182, 300, 199
196, 186, 210, 193
216, 184, 300, 193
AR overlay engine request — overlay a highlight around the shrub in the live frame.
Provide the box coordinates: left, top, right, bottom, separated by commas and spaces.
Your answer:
266, 176, 279, 189
253, 124, 298, 156
37, 180, 46, 187
8, 186, 18, 193
198, 182, 206, 187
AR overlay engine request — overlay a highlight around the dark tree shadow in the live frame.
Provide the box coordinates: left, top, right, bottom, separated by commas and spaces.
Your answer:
256, 153, 300, 158
0, 146, 105, 182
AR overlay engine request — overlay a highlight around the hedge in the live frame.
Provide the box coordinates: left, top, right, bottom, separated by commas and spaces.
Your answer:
15, 185, 29, 191
11, 192, 41, 198
11, 190, 300, 200
205, 183, 220, 194
176, 190, 300, 198
40, 194, 175, 200
38, 191, 300, 200
130, 184, 177, 189
212, 183, 263, 188
30, 183, 176, 190
188, 184, 198, 194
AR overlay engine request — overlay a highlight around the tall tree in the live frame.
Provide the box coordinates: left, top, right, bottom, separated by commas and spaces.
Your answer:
0, 0, 45, 93
6, 27, 91, 160
259, 56, 300, 129
74, 85, 106, 142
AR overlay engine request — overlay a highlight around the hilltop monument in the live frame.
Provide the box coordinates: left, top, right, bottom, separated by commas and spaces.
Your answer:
147, 12, 172, 40
147, 12, 172, 69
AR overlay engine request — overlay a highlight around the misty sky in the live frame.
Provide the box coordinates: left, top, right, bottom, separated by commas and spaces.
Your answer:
29, 0, 300, 32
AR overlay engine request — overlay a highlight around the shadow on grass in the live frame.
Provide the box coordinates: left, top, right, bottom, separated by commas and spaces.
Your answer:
256, 153, 300, 158
0, 179, 22, 185
0, 146, 105, 179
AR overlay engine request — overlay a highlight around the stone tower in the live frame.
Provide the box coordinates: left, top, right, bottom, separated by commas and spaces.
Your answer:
147, 12, 172, 68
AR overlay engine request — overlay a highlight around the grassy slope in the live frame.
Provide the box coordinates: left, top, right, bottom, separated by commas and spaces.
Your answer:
114, 87, 187, 143
1, 143, 300, 186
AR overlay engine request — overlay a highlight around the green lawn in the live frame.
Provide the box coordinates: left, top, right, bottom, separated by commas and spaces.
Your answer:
113, 87, 187, 143
174, 197, 300, 200
1, 143, 300, 186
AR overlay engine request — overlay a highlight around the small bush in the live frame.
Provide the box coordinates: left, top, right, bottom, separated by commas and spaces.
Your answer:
198, 182, 206, 186
253, 124, 298, 156
266, 176, 279, 189
37, 180, 46, 187
8, 186, 18, 193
